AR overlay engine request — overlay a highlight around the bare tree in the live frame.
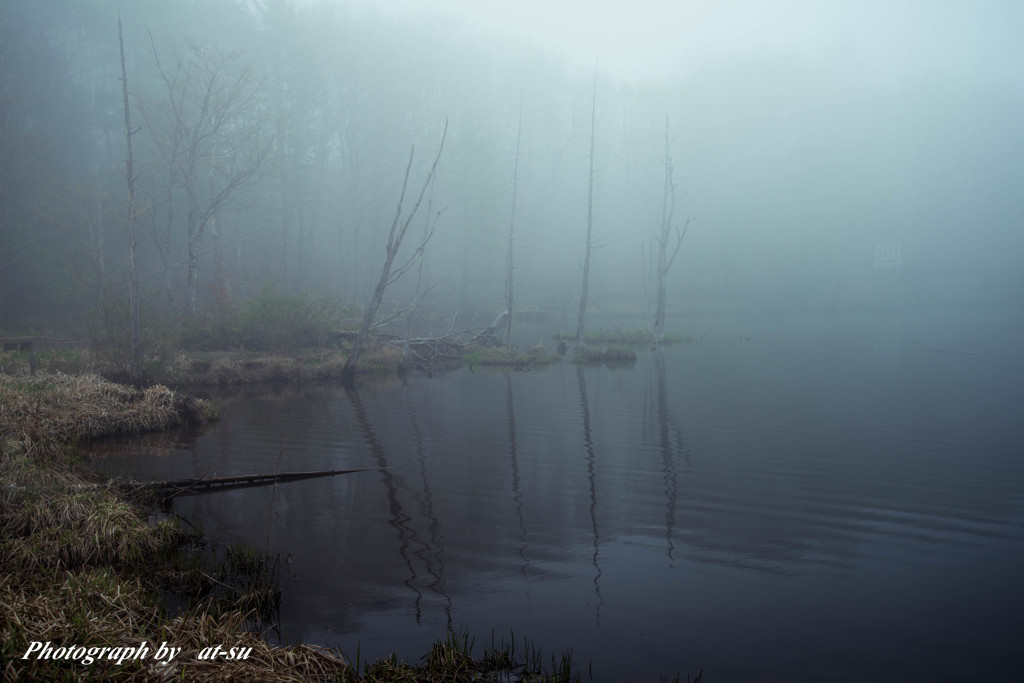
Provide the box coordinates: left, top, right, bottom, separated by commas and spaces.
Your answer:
119, 16, 142, 382
341, 120, 448, 382
400, 173, 445, 368
505, 95, 523, 347
147, 38, 268, 316
574, 70, 598, 351
651, 116, 691, 346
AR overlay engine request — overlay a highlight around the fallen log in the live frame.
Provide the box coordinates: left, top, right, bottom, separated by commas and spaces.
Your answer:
145, 467, 387, 499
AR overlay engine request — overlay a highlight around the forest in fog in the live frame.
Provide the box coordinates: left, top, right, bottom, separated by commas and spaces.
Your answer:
2, 0, 1023, 336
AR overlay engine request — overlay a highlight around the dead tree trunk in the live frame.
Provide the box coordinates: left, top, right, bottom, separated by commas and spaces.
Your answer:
119, 16, 143, 383
401, 175, 443, 367
342, 120, 448, 382
506, 95, 523, 347
652, 116, 690, 347
575, 71, 598, 351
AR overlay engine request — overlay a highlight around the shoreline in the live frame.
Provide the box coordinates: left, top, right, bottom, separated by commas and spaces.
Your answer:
0, 369, 593, 681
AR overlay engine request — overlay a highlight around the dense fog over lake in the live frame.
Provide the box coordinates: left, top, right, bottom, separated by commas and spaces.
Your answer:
4, 0, 1024, 680
2, 0, 1023, 326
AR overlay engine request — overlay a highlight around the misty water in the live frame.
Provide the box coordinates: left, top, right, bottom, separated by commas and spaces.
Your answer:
92, 308, 1024, 682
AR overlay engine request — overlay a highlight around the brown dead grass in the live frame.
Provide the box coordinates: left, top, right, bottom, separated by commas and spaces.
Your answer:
0, 373, 202, 456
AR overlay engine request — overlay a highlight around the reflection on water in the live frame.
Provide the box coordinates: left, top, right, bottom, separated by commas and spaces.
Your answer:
576, 365, 604, 629
92, 309, 1024, 681
504, 371, 531, 600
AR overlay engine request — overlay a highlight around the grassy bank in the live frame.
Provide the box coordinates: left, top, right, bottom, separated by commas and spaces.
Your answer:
462, 343, 558, 369
553, 328, 694, 346
0, 372, 589, 681
0, 344, 406, 388
157, 345, 404, 386
0, 340, 558, 388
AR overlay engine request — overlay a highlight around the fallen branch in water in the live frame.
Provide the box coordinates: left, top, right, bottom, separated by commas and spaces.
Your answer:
139, 467, 387, 499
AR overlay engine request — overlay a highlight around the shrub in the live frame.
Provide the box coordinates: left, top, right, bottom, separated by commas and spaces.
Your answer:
178, 287, 355, 353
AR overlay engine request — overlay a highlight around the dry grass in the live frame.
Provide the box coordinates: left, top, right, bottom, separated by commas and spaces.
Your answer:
0, 569, 351, 682
0, 373, 209, 456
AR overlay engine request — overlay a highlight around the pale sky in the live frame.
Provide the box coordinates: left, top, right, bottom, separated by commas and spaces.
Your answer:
368, 0, 1024, 87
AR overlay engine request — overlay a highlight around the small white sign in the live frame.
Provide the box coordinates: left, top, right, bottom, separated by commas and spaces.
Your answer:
874, 242, 901, 268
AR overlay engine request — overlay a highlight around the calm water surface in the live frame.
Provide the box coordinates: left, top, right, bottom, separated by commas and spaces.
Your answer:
93, 308, 1024, 681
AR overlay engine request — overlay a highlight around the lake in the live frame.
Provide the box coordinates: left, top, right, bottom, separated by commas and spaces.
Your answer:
92, 307, 1024, 682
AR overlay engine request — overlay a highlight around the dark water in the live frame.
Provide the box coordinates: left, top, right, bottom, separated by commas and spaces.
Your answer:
92, 308, 1024, 682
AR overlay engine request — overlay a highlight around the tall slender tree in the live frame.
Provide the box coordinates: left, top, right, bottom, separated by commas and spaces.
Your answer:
505, 95, 524, 347
118, 15, 142, 383
651, 116, 690, 346
574, 70, 598, 351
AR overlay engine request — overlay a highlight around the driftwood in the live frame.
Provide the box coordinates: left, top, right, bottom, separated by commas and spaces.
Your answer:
472, 311, 509, 347
146, 467, 386, 499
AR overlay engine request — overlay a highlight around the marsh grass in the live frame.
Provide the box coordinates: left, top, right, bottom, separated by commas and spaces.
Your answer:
155, 346, 404, 385
553, 328, 693, 345
462, 343, 556, 368
0, 373, 212, 453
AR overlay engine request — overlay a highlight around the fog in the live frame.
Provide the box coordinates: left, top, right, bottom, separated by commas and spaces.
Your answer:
2, 0, 1022, 331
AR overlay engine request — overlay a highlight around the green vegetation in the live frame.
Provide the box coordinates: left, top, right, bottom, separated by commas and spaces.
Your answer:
157, 345, 401, 386
462, 343, 558, 368
179, 286, 357, 354
553, 328, 693, 345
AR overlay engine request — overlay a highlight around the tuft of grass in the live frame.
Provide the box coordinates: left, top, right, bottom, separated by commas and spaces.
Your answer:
422, 629, 476, 681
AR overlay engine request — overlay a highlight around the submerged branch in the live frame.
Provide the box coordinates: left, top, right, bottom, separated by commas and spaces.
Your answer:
141, 467, 387, 499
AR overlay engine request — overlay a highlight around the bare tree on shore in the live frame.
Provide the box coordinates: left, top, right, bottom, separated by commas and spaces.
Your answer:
651, 116, 691, 346
574, 70, 598, 351
505, 95, 524, 347
118, 15, 142, 383
342, 120, 448, 382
